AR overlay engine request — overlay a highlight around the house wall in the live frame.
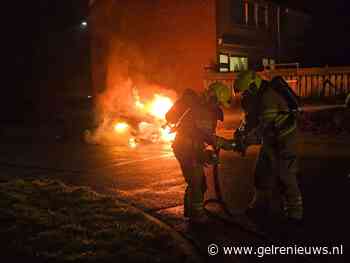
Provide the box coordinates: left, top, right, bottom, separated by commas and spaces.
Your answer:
216, 0, 279, 70
89, 0, 217, 95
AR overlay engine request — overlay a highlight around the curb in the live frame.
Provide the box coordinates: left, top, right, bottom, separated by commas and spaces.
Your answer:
117, 199, 204, 263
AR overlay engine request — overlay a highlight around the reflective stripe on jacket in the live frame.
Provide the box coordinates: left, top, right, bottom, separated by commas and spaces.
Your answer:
260, 87, 297, 140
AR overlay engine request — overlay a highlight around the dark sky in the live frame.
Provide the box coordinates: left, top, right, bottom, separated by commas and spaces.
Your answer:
9, 1, 88, 61
6, 1, 89, 89
276, 0, 350, 65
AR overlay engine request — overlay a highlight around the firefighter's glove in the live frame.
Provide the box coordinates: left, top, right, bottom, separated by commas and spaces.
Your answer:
232, 129, 248, 156
215, 136, 236, 151
202, 149, 220, 166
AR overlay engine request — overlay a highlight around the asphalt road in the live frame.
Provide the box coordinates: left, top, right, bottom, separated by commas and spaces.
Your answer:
0, 126, 349, 262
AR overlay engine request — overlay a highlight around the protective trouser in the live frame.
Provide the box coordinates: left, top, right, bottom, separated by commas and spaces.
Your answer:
251, 132, 303, 220
173, 138, 207, 218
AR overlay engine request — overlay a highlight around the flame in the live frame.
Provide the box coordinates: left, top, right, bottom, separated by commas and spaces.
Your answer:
160, 126, 176, 142
148, 94, 173, 119
114, 89, 177, 147
135, 100, 145, 109
133, 87, 145, 109
133, 92, 176, 144
114, 122, 129, 133
128, 137, 138, 148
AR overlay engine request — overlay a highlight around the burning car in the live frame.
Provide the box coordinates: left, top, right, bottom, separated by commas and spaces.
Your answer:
86, 88, 176, 148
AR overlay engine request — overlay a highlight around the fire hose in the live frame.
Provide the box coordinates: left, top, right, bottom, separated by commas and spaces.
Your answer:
202, 125, 269, 238
202, 155, 320, 263
203, 148, 234, 217
202, 148, 269, 238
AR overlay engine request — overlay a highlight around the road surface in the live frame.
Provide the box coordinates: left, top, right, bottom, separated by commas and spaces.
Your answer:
0, 126, 348, 262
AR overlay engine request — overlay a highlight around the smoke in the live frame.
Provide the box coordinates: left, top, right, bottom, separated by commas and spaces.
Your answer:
86, 65, 177, 146
87, 0, 188, 146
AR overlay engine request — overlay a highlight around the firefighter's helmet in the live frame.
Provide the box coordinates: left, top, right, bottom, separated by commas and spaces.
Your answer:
207, 82, 231, 108
234, 70, 262, 94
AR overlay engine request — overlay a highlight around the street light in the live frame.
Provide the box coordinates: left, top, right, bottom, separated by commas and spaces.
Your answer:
80, 21, 88, 30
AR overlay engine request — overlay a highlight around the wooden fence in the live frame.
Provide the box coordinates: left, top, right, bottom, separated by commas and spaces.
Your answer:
203, 66, 350, 98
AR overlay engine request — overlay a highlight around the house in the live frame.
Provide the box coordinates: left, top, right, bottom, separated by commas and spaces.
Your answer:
89, 0, 311, 94
216, 0, 311, 72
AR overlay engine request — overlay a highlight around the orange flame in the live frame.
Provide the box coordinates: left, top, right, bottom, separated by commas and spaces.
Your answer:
108, 89, 177, 147
114, 122, 129, 133
134, 93, 176, 144
128, 137, 138, 148
148, 94, 173, 120
160, 126, 176, 142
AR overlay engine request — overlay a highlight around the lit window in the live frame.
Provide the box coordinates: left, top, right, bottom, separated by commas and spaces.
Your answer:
262, 58, 269, 67
230, 56, 248, 72
262, 58, 276, 69
220, 54, 229, 63
219, 54, 230, 72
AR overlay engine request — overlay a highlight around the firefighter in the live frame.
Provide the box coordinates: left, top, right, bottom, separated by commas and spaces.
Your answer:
234, 71, 303, 222
165, 83, 233, 224
346, 92, 350, 108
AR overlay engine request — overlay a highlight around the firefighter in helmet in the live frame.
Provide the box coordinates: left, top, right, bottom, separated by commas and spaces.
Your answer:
165, 83, 233, 224
234, 70, 303, 222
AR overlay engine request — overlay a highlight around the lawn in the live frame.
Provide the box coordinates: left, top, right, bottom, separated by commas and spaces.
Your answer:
0, 179, 197, 263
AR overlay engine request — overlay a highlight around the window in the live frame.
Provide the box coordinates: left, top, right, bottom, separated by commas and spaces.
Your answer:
219, 54, 229, 72
230, 56, 248, 72
268, 6, 276, 30
262, 58, 276, 69
262, 58, 269, 67
258, 5, 267, 27
248, 3, 255, 26
265, 5, 269, 28
231, 0, 244, 24
244, 1, 248, 24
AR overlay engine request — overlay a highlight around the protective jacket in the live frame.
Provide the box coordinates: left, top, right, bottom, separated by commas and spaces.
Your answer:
166, 89, 223, 149
242, 80, 297, 141
165, 89, 223, 219
243, 80, 302, 220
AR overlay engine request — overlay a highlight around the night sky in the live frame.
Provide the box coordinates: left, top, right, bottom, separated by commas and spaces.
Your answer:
4, 0, 89, 118
5, 0, 350, 110
8, 0, 88, 84
277, 0, 350, 65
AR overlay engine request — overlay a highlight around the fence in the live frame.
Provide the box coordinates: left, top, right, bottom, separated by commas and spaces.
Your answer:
203, 66, 350, 98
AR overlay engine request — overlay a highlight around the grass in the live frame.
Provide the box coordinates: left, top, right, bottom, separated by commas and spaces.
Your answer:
0, 179, 194, 263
